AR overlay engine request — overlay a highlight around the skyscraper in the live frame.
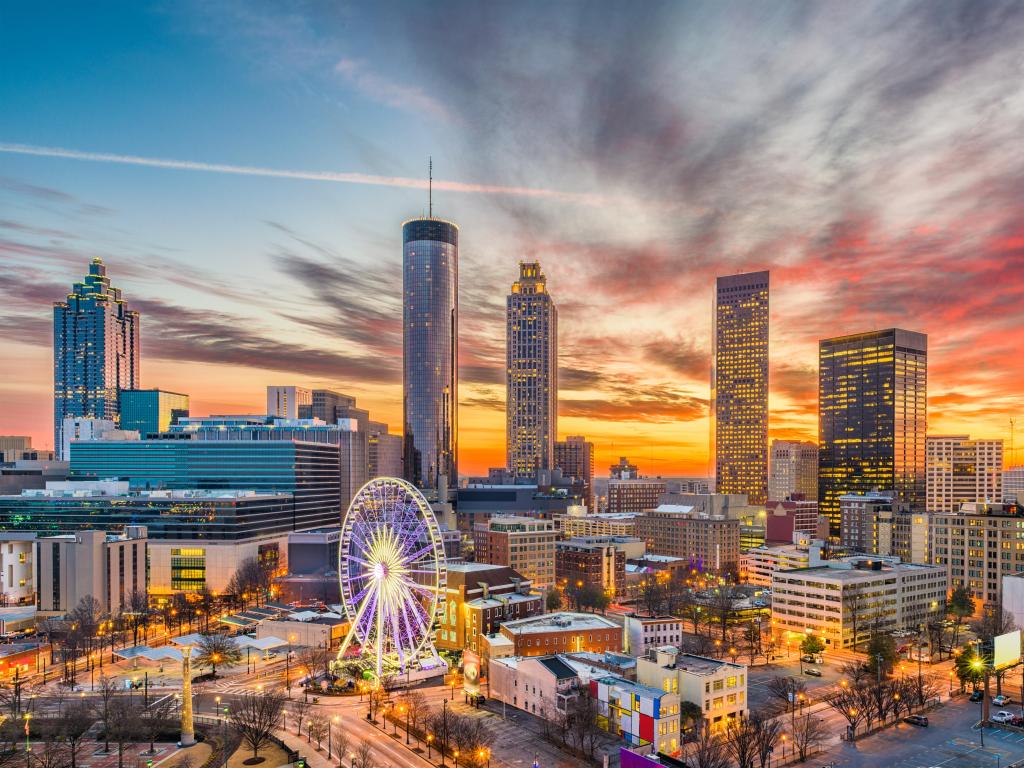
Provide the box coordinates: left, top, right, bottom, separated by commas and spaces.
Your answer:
554, 436, 594, 510
266, 386, 312, 419
818, 328, 927, 535
768, 440, 819, 501
925, 435, 1002, 513
506, 261, 558, 478
712, 271, 769, 504
402, 217, 458, 497
54, 258, 139, 458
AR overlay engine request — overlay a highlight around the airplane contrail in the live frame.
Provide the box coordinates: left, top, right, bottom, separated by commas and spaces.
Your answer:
0, 142, 604, 205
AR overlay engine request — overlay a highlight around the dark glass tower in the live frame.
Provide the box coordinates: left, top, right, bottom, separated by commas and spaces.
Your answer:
712, 271, 769, 504
54, 258, 140, 457
402, 218, 458, 498
818, 328, 927, 536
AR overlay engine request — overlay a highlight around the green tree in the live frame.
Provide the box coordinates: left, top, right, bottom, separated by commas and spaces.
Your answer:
865, 631, 897, 678
545, 588, 562, 611
954, 646, 989, 691
194, 634, 243, 677
800, 635, 825, 657
947, 585, 975, 648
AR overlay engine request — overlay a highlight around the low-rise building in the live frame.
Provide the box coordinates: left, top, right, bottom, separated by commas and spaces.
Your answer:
490, 654, 585, 717
437, 562, 541, 655
36, 527, 148, 614
607, 479, 667, 514
498, 612, 622, 657
0, 533, 36, 605
742, 533, 833, 587
764, 499, 820, 543
554, 512, 642, 539
771, 558, 947, 649
592, 675, 681, 756
623, 616, 684, 657
636, 648, 747, 734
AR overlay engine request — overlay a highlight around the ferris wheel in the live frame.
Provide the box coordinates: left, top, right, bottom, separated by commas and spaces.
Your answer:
336, 477, 447, 680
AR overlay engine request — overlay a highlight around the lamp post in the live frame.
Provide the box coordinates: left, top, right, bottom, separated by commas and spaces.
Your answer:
329, 716, 338, 759
426, 734, 433, 759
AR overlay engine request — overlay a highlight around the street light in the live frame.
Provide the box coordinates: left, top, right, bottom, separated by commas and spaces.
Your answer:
426, 733, 433, 759
329, 715, 338, 759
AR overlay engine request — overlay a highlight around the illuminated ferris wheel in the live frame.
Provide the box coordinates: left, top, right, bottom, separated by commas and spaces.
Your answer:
336, 478, 447, 680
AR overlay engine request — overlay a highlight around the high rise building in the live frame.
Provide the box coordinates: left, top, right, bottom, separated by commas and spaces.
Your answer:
506, 262, 558, 478
267, 386, 312, 420
54, 258, 140, 458
768, 440, 818, 502
925, 435, 1002, 513
1005, 466, 1024, 504
818, 329, 927, 535
609, 457, 639, 479
712, 272, 769, 504
402, 218, 458, 498
367, 421, 403, 478
554, 436, 594, 510
119, 389, 190, 437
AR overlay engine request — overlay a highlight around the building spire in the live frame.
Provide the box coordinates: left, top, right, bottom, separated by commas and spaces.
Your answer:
428, 156, 433, 219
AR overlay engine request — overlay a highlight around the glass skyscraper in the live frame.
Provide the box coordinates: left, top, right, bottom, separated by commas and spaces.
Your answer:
119, 389, 190, 437
818, 328, 927, 535
53, 258, 140, 457
712, 271, 769, 504
402, 218, 458, 497
506, 261, 558, 478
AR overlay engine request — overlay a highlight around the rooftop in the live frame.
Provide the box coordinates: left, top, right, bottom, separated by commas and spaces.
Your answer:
501, 612, 619, 634
466, 593, 539, 609
649, 649, 745, 675
597, 675, 670, 699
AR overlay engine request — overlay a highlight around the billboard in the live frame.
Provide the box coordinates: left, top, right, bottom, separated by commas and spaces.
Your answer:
994, 630, 1022, 671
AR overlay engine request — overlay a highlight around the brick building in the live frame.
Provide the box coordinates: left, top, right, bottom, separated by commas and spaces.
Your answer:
555, 538, 627, 597
496, 612, 622, 657
472, 516, 557, 589
437, 562, 542, 654
634, 506, 740, 575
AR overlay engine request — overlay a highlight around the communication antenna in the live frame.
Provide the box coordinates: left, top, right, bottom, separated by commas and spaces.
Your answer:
428, 156, 433, 219
1012, 417, 1017, 466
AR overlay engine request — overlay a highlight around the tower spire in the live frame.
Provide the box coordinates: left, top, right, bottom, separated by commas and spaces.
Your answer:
429, 156, 433, 219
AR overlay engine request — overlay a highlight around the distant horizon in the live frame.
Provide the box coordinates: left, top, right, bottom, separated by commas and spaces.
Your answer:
3, 3, 1023, 475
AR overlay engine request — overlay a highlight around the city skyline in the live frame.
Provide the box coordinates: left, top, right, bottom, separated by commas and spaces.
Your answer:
3, 3, 1024, 476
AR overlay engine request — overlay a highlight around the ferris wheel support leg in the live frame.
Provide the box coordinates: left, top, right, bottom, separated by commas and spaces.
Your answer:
376, 589, 385, 681
335, 590, 373, 667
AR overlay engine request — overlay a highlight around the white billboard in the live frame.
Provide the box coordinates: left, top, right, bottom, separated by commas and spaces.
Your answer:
994, 630, 1022, 671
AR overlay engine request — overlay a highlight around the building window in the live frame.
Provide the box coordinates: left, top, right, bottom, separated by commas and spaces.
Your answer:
171, 548, 206, 591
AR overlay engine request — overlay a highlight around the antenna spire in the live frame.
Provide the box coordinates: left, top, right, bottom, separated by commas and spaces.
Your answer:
428, 156, 433, 219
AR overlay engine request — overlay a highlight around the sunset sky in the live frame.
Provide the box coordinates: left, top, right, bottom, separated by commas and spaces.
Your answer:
2, 2, 1024, 476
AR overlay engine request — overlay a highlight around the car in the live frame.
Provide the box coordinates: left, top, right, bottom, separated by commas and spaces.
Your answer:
801, 654, 815, 663
903, 714, 929, 727
991, 710, 1016, 723
970, 690, 984, 702
804, 667, 823, 677
993, 695, 1012, 706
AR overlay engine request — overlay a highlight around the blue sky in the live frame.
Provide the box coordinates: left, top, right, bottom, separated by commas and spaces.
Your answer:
3, 2, 1024, 473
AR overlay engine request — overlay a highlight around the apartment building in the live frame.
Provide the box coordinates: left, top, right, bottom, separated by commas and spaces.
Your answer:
636, 648, 748, 734
926, 436, 1002, 513
623, 616, 685, 657
634, 506, 740, 575
472, 515, 557, 589
556, 538, 634, 597
931, 501, 1024, 606
496, 612, 622, 657
770, 558, 947, 649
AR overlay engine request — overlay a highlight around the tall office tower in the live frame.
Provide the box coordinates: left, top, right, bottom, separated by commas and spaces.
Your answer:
609, 457, 639, 479
818, 329, 927, 535
768, 440, 819, 501
506, 261, 558, 478
712, 271, 769, 504
266, 386, 312, 420
119, 389, 190, 437
53, 258, 140, 458
926, 435, 1002, 513
402, 217, 458, 498
555, 436, 595, 510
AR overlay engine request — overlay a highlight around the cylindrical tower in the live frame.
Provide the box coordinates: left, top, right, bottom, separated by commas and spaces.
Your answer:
402, 218, 458, 499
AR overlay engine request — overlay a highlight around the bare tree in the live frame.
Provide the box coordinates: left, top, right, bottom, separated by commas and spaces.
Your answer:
790, 714, 826, 761
332, 722, 350, 763
764, 676, 805, 723
31, 739, 70, 768
750, 713, 781, 768
58, 702, 94, 768
229, 691, 284, 761
107, 697, 142, 768
288, 699, 310, 737
122, 590, 151, 647
568, 687, 600, 757
690, 725, 732, 768
307, 713, 329, 750
824, 686, 865, 740
353, 741, 374, 768
93, 676, 121, 753
296, 647, 333, 687
843, 584, 866, 651
726, 716, 758, 768
139, 696, 176, 754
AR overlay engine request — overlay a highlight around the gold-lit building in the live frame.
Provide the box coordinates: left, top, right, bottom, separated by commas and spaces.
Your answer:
712, 272, 769, 505
818, 329, 927, 536
506, 261, 558, 478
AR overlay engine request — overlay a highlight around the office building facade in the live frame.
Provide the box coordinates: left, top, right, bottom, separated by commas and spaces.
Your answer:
119, 389, 190, 437
555, 539, 628, 597
1004, 467, 1024, 504
472, 516, 557, 589
926, 435, 1002, 513
555, 436, 595, 510
607, 479, 667, 514
712, 271, 769, 505
402, 218, 458, 498
634, 507, 740, 574
267, 386, 312, 420
506, 261, 558, 478
54, 258, 140, 458
818, 329, 927, 535
768, 440, 818, 502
